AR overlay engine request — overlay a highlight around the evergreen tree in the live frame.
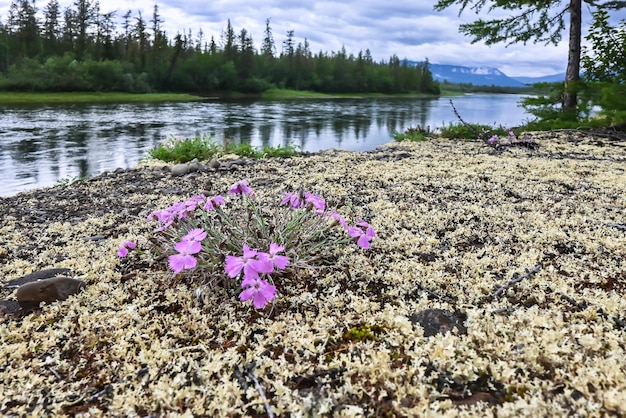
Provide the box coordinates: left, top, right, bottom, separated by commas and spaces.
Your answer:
7, 0, 40, 59
98, 10, 116, 60
150, 3, 166, 66
208, 36, 217, 55
61, 6, 76, 53
581, 10, 626, 124
42, 0, 61, 55
0, 8, 440, 96
121, 9, 132, 59
238, 28, 255, 80
73, 0, 97, 59
434, 0, 626, 119
222, 19, 236, 61
261, 18, 275, 58
135, 11, 149, 70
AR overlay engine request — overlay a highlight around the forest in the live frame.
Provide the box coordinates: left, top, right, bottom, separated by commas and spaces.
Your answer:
0, 0, 441, 96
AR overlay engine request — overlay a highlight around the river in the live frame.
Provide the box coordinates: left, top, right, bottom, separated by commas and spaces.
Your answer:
0, 94, 531, 196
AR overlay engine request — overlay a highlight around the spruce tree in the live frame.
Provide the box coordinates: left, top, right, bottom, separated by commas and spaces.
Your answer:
434, 0, 626, 119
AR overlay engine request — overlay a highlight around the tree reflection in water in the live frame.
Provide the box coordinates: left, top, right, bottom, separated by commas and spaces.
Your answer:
0, 95, 529, 196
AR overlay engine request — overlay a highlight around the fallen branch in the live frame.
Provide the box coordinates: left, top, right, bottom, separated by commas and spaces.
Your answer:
558, 292, 626, 331
449, 99, 539, 150
232, 365, 249, 390
546, 127, 626, 143
449, 100, 486, 143
47, 366, 62, 381
491, 264, 542, 299
86, 385, 113, 403
605, 222, 626, 232
246, 365, 274, 418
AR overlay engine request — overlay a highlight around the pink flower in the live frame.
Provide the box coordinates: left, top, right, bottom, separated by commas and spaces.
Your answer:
280, 192, 302, 208
304, 192, 325, 211
347, 219, 376, 249
281, 191, 325, 211
328, 212, 348, 229
117, 240, 136, 258
184, 195, 206, 211
168, 240, 202, 273
168, 202, 189, 219
147, 209, 174, 230
258, 243, 290, 271
239, 277, 277, 309
204, 195, 225, 211
225, 244, 262, 280
182, 228, 207, 242
228, 180, 254, 197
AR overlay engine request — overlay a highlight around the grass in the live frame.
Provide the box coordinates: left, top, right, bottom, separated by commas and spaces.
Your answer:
393, 126, 433, 142
393, 122, 516, 143
1, 88, 449, 104
261, 88, 440, 100
438, 122, 510, 140
0, 92, 204, 104
261, 89, 346, 99
55, 175, 91, 186
148, 135, 301, 163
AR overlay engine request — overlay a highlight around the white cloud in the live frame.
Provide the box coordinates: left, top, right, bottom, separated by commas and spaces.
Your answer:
1, 0, 623, 77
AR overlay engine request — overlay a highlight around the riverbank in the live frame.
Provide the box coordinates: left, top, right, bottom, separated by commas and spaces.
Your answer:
0, 89, 447, 105
1, 134, 625, 416
0, 92, 204, 104
260, 88, 445, 100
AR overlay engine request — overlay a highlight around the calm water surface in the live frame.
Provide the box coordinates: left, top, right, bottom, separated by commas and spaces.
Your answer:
0, 94, 530, 196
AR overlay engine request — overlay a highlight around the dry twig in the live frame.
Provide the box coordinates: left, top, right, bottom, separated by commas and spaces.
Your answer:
246, 365, 274, 418
491, 264, 542, 299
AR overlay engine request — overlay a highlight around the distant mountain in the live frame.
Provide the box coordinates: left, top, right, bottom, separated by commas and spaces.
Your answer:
422, 63, 526, 87
512, 74, 566, 84
407, 61, 565, 87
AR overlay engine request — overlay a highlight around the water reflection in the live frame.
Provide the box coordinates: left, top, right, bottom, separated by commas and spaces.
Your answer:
0, 94, 530, 196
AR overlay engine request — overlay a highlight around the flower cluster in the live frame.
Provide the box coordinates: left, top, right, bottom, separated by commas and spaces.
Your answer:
485, 128, 536, 148
118, 179, 376, 309
225, 243, 288, 308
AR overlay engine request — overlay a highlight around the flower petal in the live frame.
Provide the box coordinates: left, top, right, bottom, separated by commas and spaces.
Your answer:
225, 256, 243, 278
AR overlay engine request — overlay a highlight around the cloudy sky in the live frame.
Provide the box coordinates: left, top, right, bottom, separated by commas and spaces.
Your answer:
1, 1, 624, 77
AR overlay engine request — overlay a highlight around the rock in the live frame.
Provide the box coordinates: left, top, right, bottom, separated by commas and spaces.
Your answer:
16, 277, 86, 310
4, 268, 72, 289
82, 235, 106, 242
409, 308, 467, 337
208, 159, 221, 170
188, 160, 202, 172
0, 300, 22, 316
170, 163, 190, 176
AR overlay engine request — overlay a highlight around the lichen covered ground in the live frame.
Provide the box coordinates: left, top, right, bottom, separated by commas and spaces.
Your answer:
1, 133, 625, 417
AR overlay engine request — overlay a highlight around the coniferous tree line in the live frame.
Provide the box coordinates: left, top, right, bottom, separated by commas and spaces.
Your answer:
0, 0, 440, 95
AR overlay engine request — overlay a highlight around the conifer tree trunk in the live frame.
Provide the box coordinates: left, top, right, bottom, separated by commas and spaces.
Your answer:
563, 0, 582, 115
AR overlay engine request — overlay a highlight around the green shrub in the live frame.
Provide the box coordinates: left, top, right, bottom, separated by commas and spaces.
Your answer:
438, 122, 505, 139
148, 135, 300, 163
393, 125, 432, 142
148, 135, 222, 163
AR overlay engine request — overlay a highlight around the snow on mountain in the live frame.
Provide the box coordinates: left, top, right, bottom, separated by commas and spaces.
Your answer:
426, 63, 525, 87
406, 61, 565, 87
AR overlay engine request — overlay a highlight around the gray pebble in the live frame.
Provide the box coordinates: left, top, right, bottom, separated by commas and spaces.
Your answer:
409, 308, 467, 337
170, 164, 190, 176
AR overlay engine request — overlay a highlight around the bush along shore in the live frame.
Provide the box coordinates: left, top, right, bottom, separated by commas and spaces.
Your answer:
1, 131, 625, 416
